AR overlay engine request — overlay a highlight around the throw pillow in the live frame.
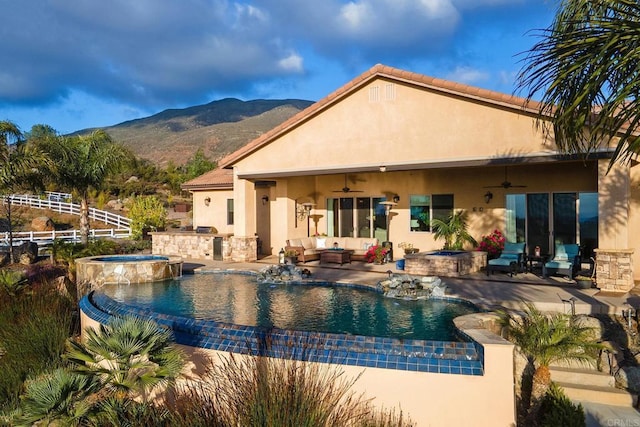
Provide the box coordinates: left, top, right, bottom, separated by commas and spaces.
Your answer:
316, 238, 326, 249
363, 242, 373, 250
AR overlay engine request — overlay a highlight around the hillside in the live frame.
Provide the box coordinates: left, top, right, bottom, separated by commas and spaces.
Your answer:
84, 98, 314, 166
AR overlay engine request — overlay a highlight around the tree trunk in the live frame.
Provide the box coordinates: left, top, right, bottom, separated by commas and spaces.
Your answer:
80, 196, 89, 245
5, 197, 14, 263
526, 364, 551, 425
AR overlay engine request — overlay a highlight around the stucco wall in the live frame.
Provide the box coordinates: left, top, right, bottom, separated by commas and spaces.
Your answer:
191, 190, 234, 234
234, 78, 551, 175
79, 306, 516, 427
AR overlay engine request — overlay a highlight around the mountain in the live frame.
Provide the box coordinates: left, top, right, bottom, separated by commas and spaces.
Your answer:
85, 98, 314, 167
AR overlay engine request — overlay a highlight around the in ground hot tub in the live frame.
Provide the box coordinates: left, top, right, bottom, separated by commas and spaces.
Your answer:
404, 250, 486, 277
75, 254, 183, 297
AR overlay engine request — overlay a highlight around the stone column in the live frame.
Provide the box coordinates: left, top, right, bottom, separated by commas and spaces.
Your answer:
594, 248, 634, 293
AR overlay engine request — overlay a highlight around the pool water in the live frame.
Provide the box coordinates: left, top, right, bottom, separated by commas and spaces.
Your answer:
101, 273, 478, 341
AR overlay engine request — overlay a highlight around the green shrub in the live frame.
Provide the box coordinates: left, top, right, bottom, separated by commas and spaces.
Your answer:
539, 382, 585, 427
0, 284, 75, 411
172, 333, 415, 427
0, 269, 28, 296
128, 195, 167, 240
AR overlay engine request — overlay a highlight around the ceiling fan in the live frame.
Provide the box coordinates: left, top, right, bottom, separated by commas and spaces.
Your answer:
484, 167, 527, 189
333, 174, 364, 193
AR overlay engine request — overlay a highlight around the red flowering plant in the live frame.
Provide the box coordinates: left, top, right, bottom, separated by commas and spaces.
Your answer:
365, 245, 388, 263
477, 229, 506, 259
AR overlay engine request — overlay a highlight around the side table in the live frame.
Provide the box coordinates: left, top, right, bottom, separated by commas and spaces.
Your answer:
527, 255, 548, 274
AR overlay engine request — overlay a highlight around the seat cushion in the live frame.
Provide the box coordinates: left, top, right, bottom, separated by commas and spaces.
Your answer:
503, 242, 525, 253
545, 261, 572, 270
489, 258, 517, 267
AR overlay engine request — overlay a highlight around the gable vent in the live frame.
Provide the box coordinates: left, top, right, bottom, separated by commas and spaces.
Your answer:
385, 83, 396, 100
369, 85, 380, 102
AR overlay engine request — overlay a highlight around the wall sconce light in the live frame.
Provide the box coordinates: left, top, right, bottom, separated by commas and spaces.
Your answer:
484, 191, 493, 204
204, 197, 211, 206
261, 195, 269, 205
296, 201, 315, 220
392, 195, 400, 203
379, 165, 386, 173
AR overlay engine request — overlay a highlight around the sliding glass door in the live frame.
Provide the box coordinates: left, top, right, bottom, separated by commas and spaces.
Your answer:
505, 192, 597, 258
327, 196, 386, 238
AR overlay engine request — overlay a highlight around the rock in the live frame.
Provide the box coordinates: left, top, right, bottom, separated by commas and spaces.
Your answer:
106, 199, 124, 211
574, 315, 605, 341
615, 366, 640, 393
53, 276, 75, 300
31, 216, 55, 231
14, 241, 38, 264
19, 252, 35, 265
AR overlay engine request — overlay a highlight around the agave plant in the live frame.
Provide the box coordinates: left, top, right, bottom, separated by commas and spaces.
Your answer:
0, 269, 29, 297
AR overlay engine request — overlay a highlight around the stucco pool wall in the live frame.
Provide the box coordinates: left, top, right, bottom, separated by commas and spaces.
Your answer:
78, 272, 516, 426
75, 254, 183, 297
404, 250, 487, 277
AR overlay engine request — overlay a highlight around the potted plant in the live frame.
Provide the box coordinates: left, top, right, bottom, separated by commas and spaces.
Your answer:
430, 210, 477, 250
399, 242, 419, 255
574, 274, 595, 289
283, 249, 299, 265
365, 245, 388, 264
476, 229, 505, 259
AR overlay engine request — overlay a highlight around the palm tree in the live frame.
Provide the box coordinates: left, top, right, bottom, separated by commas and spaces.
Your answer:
500, 303, 604, 424
0, 121, 48, 262
430, 210, 477, 250
18, 368, 100, 426
516, 0, 640, 168
42, 130, 130, 244
64, 316, 184, 401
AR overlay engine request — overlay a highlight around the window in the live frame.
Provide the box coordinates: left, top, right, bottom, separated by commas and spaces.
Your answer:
410, 195, 430, 231
326, 196, 386, 239
410, 194, 453, 232
226, 199, 234, 225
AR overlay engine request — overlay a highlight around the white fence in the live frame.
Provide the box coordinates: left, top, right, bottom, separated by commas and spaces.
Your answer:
2, 228, 132, 244
6, 194, 131, 229
1, 194, 132, 243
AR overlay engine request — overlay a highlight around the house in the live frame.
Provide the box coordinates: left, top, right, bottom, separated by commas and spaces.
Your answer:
172, 64, 638, 292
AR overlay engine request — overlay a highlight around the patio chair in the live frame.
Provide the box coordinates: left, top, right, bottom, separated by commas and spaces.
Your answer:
543, 243, 580, 278
486, 242, 526, 277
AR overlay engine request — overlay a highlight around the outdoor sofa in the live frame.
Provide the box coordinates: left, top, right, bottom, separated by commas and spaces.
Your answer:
285, 236, 378, 262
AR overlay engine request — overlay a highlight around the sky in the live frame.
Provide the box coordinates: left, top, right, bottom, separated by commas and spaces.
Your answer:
0, 0, 558, 135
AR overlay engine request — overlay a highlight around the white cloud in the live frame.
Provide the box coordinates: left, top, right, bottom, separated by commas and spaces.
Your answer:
279, 53, 304, 73
446, 66, 489, 85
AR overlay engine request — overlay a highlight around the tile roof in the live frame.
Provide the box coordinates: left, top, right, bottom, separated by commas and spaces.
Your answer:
181, 167, 233, 191
218, 63, 541, 168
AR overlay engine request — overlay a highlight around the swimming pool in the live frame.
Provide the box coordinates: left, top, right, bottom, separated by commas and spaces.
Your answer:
81, 270, 485, 375
100, 272, 477, 341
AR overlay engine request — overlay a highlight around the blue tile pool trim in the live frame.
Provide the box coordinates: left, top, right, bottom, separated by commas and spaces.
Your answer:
80, 275, 484, 376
